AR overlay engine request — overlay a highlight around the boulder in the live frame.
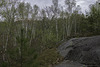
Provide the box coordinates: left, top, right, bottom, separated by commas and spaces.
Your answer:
58, 36, 100, 66
55, 60, 87, 67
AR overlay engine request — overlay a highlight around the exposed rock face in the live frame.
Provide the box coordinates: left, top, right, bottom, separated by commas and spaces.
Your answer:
57, 36, 100, 67
55, 60, 87, 67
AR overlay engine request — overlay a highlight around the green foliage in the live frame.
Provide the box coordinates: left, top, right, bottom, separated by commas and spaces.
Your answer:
34, 48, 62, 67
87, 3, 100, 34
0, 0, 100, 67
1, 62, 8, 67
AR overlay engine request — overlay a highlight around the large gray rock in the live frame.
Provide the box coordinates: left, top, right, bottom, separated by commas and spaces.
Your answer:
55, 60, 87, 67
58, 36, 100, 66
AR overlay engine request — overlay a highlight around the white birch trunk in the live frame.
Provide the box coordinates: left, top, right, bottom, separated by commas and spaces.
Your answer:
56, 20, 58, 40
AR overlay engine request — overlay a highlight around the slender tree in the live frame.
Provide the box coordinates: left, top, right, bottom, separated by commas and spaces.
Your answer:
52, 0, 59, 40
65, 0, 76, 36
32, 4, 39, 20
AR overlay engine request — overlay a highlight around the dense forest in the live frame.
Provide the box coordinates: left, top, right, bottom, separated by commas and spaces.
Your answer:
0, 0, 100, 67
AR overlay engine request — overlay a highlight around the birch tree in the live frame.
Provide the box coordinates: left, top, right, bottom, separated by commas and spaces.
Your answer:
65, 0, 76, 13
25, 3, 32, 19
65, 0, 76, 36
52, 0, 59, 40
0, 0, 18, 22
17, 2, 26, 20
0, 1, 18, 65
32, 4, 39, 20
73, 5, 81, 34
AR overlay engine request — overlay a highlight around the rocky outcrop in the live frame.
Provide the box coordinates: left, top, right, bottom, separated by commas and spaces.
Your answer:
55, 60, 87, 67
57, 36, 100, 67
